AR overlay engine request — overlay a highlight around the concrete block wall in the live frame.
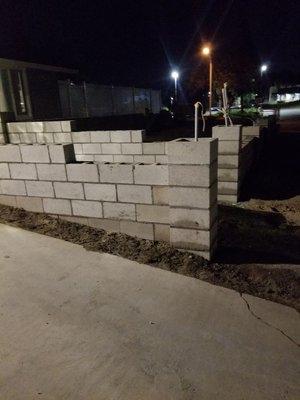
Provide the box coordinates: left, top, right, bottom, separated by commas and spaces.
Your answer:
213, 125, 258, 203
167, 139, 218, 260
6, 121, 168, 164
0, 140, 217, 260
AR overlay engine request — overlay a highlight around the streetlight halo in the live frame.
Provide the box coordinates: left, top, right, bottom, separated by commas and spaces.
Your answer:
202, 46, 211, 56
261, 64, 268, 73
171, 70, 179, 80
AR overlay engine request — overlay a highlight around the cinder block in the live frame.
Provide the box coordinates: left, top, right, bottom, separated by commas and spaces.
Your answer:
218, 193, 238, 203
54, 132, 72, 143
16, 196, 43, 213
8, 134, 21, 144
0, 145, 21, 162
169, 164, 213, 187
26, 122, 43, 133
134, 164, 168, 185
72, 200, 103, 218
103, 202, 135, 220
167, 139, 217, 164
136, 204, 169, 224
218, 155, 239, 168
242, 125, 260, 137
121, 143, 142, 154
48, 144, 75, 163
43, 198, 71, 215
170, 206, 217, 230
61, 121, 72, 132
131, 130, 144, 142
169, 183, 217, 209
26, 181, 54, 197
0, 194, 17, 207
117, 184, 152, 204
133, 155, 155, 163
53, 182, 84, 199
113, 155, 134, 163
7, 122, 27, 133
36, 133, 54, 143
66, 163, 99, 182
212, 125, 241, 140
90, 131, 110, 142
170, 226, 215, 251
120, 221, 154, 240
84, 183, 116, 201
101, 143, 122, 154
99, 164, 133, 183
44, 121, 62, 133
72, 131, 91, 143
37, 164, 67, 181
154, 224, 170, 242
88, 218, 120, 232
82, 143, 102, 154
0, 163, 10, 179
0, 180, 26, 195
9, 163, 37, 180
73, 144, 83, 154
94, 155, 114, 163
76, 154, 94, 162
20, 145, 50, 163
218, 181, 239, 195
218, 141, 240, 154
218, 168, 239, 182
153, 186, 169, 205
142, 142, 165, 155
110, 131, 131, 143
21, 133, 37, 144
155, 155, 168, 164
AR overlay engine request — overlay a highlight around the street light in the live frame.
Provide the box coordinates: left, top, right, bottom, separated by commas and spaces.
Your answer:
260, 64, 268, 76
202, 45, 213, 116
171, 70, 179, 102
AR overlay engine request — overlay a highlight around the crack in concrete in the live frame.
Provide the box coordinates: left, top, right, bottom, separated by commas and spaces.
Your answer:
240, 293, 299, 348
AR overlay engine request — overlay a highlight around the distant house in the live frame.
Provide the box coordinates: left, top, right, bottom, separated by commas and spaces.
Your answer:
0, 58, 161, 122
0, 58, 78, 121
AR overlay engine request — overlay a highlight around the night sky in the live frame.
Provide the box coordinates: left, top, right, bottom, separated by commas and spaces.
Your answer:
0, 0, 299, 90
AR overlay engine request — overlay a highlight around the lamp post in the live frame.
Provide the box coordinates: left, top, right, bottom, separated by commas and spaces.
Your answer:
260, 64, 268, 77
171, 70, 179, 102
202, 45, 213, 116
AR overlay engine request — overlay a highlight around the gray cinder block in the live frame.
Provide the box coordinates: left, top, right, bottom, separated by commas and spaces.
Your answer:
66, 163, 99, 182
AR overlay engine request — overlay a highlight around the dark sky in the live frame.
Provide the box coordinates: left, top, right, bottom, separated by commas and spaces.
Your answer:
0, 0, 299, 89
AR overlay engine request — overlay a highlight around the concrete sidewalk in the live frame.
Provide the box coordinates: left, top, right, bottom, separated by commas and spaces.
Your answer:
0, 224, 299, 400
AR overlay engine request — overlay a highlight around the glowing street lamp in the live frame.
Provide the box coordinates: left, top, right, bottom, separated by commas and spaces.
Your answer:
201, 45, 213, 116
260, 64, 268, 76
171, 70, 179, 102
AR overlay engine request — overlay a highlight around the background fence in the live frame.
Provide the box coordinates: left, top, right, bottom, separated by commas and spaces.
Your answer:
59, 81, 161, 118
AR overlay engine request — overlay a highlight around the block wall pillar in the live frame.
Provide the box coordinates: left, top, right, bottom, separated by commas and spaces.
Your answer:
167, 138, 218, 260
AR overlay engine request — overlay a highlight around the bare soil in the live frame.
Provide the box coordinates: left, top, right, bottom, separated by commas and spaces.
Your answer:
0, 203, 299, 311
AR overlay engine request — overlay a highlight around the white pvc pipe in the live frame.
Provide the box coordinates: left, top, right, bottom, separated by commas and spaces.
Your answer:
194, 102, 199, 141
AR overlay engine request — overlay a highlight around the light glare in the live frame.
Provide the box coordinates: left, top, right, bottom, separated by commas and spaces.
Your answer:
202, 46, 211, 56
171, 70, 179, 80
261, 64, 268, 72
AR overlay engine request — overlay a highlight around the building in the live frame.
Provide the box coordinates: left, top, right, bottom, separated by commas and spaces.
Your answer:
0, 58, 162, 122
269, 84, 300, 103
0, 58, 78, 121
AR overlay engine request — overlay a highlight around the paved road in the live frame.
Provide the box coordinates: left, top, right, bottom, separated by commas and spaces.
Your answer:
0, 224, 299, 400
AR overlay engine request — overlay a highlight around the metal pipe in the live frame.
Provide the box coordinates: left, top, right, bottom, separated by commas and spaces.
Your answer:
209, 58, 213, 116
